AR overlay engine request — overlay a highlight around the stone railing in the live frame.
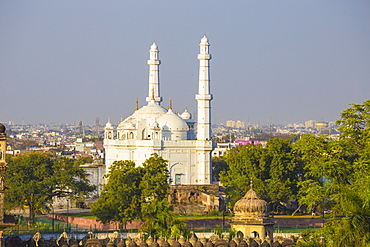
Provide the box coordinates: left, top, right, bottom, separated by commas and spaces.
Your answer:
2, 230, 326, 247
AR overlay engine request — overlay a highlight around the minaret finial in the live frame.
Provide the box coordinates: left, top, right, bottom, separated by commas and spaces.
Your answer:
250, 177, 253, 189
136, 98, 139, 111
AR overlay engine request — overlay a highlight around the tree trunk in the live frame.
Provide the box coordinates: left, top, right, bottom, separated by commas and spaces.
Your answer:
28, 205, 35, 226
291, 204, 302, 216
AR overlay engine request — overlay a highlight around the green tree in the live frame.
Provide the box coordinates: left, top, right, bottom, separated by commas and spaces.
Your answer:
219, 143, 266, 207
140, 153, 169, 201
295, 100, 370, 246
91, 154, 182, 237
5, 151, 95, 225
219, 139, 303, 211
262, 138, 304, 210
90, 160, 143, 225
212, 156, 229, 181
74, 156, 94, 165
295, 180, 326, 215
140, 199, 187, 238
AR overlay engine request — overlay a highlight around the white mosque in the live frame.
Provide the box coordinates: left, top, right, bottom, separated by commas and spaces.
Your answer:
104, 36, 214, 185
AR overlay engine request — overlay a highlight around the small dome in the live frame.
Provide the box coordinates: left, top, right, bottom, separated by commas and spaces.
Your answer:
200, 35, 209, 44
233, 182, 268, 218
105, 120, 113, 129
157, 109, 188, 131
150, 42, 158, 51
181, 109, 192, 119
0, 123, 5, 133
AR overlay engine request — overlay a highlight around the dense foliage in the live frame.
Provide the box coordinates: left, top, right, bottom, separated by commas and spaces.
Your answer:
91, 153, 187, 238
5, 151, 96, 225
219, 138, 304, 212
312, 100, 370, 246
218, 100, 370, 246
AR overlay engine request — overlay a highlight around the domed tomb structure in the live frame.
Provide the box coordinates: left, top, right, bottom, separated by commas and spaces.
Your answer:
230, 179, 274, 240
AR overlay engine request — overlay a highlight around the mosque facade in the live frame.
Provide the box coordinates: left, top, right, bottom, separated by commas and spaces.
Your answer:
104, 36, 214, 185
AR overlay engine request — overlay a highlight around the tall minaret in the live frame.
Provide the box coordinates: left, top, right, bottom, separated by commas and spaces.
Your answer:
146, 42, 162, 104
196, 35, 213, 140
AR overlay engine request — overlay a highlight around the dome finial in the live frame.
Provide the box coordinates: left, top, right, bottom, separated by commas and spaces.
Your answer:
169, 98, 173, 110
136, 98, 139, 111
250, 177, 253, 189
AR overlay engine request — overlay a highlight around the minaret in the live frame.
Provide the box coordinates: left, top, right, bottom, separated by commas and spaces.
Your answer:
196, 35, 213, 140
146, 42, 162, 104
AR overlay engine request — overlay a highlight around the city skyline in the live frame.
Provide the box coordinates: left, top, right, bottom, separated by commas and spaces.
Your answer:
1, 1, 369, 126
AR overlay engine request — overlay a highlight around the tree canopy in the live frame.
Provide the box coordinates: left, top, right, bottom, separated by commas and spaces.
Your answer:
219, 138, 304, 211
91, 153, 186, 238
5, 151, 96, 225
293, 100, 370, 246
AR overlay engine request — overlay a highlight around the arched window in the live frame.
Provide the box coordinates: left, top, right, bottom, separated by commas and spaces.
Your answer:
142, 129, 147, 140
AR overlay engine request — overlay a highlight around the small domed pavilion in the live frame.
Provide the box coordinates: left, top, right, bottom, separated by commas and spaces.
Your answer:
230, 179, 274, 239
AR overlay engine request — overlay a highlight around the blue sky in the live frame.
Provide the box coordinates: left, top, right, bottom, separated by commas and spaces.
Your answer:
1, 1, 369, 125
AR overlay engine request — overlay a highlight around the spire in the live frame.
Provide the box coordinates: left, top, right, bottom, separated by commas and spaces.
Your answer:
146, 42, 162, 104
195, 35, 213, 141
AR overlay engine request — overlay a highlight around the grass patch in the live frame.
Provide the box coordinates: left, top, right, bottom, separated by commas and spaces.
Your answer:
175, 215, 232, 221
59, 212, 97, 220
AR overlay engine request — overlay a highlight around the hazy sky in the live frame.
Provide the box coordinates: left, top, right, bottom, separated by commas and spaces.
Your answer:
1, 1, 369, 126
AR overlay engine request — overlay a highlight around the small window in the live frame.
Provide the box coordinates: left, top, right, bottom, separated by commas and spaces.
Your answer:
175, 174, 181, 185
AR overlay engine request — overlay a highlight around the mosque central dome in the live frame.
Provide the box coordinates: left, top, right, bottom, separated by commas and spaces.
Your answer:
132, 101, 167, 120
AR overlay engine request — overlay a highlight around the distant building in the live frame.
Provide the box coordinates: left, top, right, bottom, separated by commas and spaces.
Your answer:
226, 120, 235, 127
226, 120, 245, 128
316, 121, 329, 133
305, 120, 316, 129
212, 142, 236, 157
